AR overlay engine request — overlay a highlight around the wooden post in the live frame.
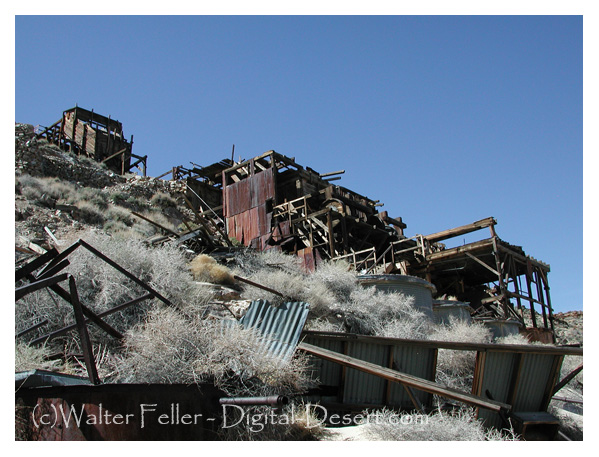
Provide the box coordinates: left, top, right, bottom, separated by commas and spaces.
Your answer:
525, 263, 538, 328
492, 237, 509, 319
534, 269, 549, 329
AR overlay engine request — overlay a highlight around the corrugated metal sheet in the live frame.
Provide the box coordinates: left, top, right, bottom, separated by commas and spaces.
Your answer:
475, 351, 560, 429
239, 299, 310, 361
343, 341, 389, 405
387, 344, 436, 408
475, 351, 517, 429
512, 353, 560, 412
303, 335, 437, 409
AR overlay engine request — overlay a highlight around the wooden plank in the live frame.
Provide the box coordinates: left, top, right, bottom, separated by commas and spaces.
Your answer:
425, 238, 496, 262
131, 211, 179, 237
298, 342, 511, 413
30, 293, 153, 346
552, 363, 583, 395
15, 273, 69, 301
15, 248, 59, 281
423, 217, 496, 243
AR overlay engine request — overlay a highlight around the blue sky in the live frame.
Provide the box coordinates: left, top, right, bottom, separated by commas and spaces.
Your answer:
15, 15, 583, 312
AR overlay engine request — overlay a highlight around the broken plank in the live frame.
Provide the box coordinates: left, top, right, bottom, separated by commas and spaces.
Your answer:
423, 217, 497, 243
15, 273, 69, 301
131, 211, 179, 237
15, 248, 58, 281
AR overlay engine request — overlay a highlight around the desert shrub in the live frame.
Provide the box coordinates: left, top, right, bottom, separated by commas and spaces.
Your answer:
150, 192, 177, 208
303, 317, 344, 333
428, 317, 492, 391
113, 307, 313, 396
15, 230, 216, 349
109, 191, 127, 205
75, 187, 110, 209
189, 254, 235, 285
233, 249, 304, 277
74, 201, 105, 225
495, 333, 531, 345
363, 407, 518, 441
345, 287, 431, 339
308, 260, 357, 302
105, 205, 134, 226
17, 175, 75, 208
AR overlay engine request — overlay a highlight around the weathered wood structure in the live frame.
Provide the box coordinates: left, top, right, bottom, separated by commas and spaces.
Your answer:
36, 106, 146, 176
172, 150, 555, 335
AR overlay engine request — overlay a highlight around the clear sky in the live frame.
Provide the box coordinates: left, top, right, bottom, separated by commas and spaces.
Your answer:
14, 14, 583, 313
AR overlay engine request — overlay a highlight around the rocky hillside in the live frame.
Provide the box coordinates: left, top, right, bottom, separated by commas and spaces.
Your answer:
16, 123, 192, 253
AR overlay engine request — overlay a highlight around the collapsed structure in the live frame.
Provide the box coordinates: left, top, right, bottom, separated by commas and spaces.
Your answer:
22, 107, 578, 440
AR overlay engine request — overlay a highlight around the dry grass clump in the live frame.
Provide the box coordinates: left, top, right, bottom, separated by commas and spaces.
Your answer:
189, 254, 235, 285
344, 287, 431, 339
74, 200, 105, 225
16, 175, 74, 203
113, 307, 313, 397
495, 333, 532, 345
150, 192, 177, 208
428, 317, 492, 391
15, 342, 63, 373
363, 407, 518, 441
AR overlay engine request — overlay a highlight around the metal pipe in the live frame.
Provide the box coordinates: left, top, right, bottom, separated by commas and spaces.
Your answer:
219, 396, 289, 407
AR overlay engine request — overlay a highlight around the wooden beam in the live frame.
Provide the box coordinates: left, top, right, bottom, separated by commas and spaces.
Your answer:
465, 251, 500, 276
552, 364, 583, 395
423, 217, 496, 243
131, 211, 179, 237
298, 342, 511, 413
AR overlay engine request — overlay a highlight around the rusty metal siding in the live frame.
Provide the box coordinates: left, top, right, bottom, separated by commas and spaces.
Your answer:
225, 168, 275, 218
224, 168, 276, 246
239, 300, 310, 361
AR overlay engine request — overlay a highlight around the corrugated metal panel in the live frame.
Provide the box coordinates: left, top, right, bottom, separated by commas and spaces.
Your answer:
240, 299, 310, 361
302, 336, 344, 402
302, 335, 437, 409
387, 344, 436, 408
343, 341, 388, 405
476, 351, 517, 429
512, 353, 558, 412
